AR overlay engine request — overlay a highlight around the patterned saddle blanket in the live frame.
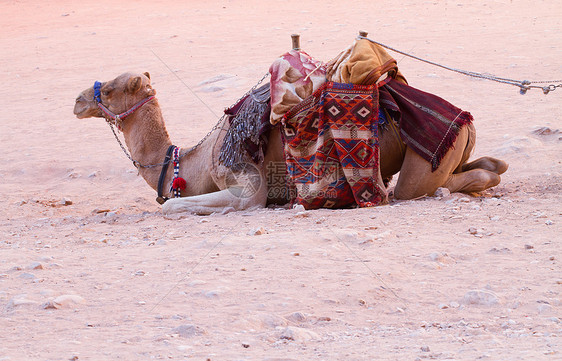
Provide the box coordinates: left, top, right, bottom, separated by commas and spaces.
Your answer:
282, 82, 388, 209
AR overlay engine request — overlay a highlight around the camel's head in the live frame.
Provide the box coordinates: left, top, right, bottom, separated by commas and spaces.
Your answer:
73, 71, 156, 119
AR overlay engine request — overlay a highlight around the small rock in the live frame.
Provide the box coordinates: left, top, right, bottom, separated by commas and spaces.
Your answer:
285, 312, 307, 323
468, 227, 478, 235
172, 324, 207, 338
489, 247, 512, 254
458, 197, 471, 203
438, 303, 449, 309
537, 303, 553, 314
292, 204, 306, 212
279, 326, 321, 342
27, 262, 44, 270
59, 198, 73, 206
524, 244, 534, 250
461, 290, 499, 306
18, 273, 36, 280
43, 294, 86, 309
449, 301, 460, 308
133, 270, 146, 276
434, 187, 450, 198
248, 227, 267, 236
7, 297, 39, 308
545, 220, 553, 225
532, 126, 559, 136
420, 346, 431, 352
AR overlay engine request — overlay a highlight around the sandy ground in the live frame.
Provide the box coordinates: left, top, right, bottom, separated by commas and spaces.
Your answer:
1, 1, 561, 360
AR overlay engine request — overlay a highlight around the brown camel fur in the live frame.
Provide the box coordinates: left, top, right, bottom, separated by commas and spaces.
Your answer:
73, 72, 508, 214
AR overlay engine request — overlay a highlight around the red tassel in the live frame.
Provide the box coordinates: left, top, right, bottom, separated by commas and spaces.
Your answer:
172, 177, 187, 190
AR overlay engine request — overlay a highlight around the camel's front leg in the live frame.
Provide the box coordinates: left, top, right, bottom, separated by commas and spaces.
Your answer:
162, 185, 267, 215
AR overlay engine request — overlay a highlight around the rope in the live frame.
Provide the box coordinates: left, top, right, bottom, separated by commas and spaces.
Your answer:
358, 35, 562, 95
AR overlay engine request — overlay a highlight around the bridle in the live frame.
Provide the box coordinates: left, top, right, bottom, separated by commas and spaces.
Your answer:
93, 80, 155, 130
92, 80, 187, 204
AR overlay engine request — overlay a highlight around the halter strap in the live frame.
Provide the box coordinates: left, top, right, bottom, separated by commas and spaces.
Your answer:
156, 145, 177, 205
93, 81, 155, 129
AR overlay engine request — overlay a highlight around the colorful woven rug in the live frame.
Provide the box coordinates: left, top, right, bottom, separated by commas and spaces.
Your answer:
282, 82, 387, 209
380, 79, 474, 171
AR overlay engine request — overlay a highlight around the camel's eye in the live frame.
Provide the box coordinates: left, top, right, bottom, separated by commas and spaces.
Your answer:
102, 90, 110, 96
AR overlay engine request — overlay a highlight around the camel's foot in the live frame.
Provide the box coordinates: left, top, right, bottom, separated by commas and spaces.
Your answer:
443, 169, 501, 194
461, 156, 508, 175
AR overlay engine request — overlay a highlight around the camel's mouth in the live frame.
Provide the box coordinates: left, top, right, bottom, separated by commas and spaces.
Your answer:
74, 94, 101, 119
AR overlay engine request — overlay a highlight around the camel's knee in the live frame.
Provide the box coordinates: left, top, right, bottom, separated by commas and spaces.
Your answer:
444, 169, 501, 194
462, 156, 508, 175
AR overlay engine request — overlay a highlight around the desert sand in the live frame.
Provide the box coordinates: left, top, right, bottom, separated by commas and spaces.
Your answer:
1, 1, 560, 360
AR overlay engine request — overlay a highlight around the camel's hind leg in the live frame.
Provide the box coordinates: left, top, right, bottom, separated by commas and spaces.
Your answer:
442, 168, 501, 193
394, 127, 470, 199
461, 156, 508, 175
393, 125, 506, 199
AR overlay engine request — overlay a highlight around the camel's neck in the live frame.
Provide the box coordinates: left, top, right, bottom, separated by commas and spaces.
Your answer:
119, 100, 173, 190
117, 99, 219, 198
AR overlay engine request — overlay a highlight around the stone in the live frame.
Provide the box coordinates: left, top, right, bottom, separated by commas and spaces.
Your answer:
285, 312, 307, 323
420, 346, 430, 352
248, 227, 267, 236
434, 187, 450, 198
18, 273, 36, 280
461, 290, 499, 306
7, 297, 39, 308
172, 324, 207, 338
279, 326, 321, 342
27, 262, 44, 270
58, 198, 73, 206
43, 294, 86, 309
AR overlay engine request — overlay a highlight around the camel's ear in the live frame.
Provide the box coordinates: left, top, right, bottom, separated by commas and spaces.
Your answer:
144, 72, 151, 80
127, 76, 143, 94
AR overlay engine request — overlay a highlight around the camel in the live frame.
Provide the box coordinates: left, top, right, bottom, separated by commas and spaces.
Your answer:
73, 71, 508, 214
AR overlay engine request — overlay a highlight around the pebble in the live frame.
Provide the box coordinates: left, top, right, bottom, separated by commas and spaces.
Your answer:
43, 295, 86, 309
278, 326, 321, 342
438, 303, 449, 309
7, 297, 39, 308
18, 273, 36, 280
292, 204, 306, 212
58, 198, 73, 206
489, 247, 512, 254
545, 220, 553, 225
27, 262, 44, 270
458, 197, 471, 203
172, 324, 207, 338
248, 227, 267, 236
461, 290, 499, 306
285, 312, 307, 322
420, 346, 431, 352
187, 280, 206, 287
537, 303, 553, 314
434, 187, 450, 198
